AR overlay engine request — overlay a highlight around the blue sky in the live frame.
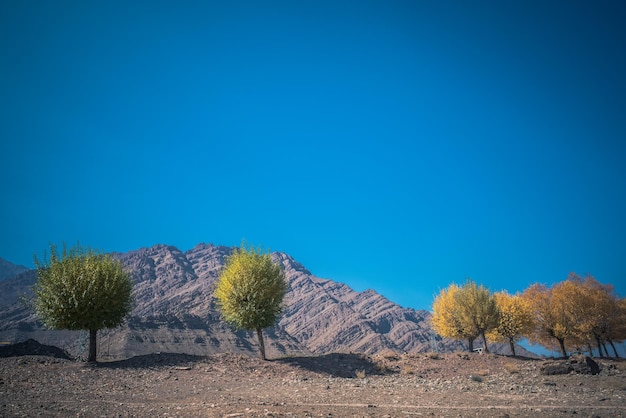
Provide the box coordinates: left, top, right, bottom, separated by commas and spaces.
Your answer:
2, 1, 625, 311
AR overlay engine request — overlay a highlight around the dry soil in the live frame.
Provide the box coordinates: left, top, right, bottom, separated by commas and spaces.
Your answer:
1, 342, 625, 417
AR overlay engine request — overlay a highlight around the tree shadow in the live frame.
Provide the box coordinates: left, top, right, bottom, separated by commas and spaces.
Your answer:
96, 352, 208, 369
494, 353, 544, 361
274, 352, 385, 378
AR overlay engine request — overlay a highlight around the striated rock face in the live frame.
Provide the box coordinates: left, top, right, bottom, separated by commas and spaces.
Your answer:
117, 244, 206, 317
0, 243, 483, 358
273, 252, 447, 354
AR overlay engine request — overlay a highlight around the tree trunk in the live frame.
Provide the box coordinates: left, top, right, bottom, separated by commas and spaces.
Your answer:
256, 328, 266, 361
480, 332, 490, 354
467, 337, 474, 353
509, 338, 516, 356
594, 335, 605, 357
557, 338, 567, 358
608, 339, 619, 358
587, 343, 593, 356
602, 342, 609, 358
88, 329, 97, 363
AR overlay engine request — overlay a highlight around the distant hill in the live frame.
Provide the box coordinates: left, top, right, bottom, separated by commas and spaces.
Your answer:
0, 243, 534, 359
0, 257, 29, 281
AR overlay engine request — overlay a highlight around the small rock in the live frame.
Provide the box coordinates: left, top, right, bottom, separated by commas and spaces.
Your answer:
541, 363, 573, 375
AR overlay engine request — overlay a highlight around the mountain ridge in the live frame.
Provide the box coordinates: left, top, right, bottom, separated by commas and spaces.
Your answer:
0, 257, 29, 281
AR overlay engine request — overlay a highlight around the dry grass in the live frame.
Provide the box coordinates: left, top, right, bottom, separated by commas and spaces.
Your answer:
373, 360, 390, 374
355, 369, 366, 379
476, 368, 490, 377
401, 365, 415, 375
372, 349, 402, 373
611, 358, 626, 371
378, 349, 400, 360
504, 362, 521, 374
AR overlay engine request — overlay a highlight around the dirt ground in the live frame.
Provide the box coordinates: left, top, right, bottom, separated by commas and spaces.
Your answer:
1, 341, 625, 417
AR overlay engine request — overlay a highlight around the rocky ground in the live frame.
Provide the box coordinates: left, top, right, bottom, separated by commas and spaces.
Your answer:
1, 340, 625, 417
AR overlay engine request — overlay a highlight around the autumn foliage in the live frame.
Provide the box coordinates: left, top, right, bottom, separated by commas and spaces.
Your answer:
433, 274, 624, 358
432, 284, 474, 349
486, 292, 534, 356
431, 280, 499, 353
521, 275, 626, 357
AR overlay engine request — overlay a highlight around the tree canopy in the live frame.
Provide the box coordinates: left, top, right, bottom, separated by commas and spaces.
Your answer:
571, 274, 624, 357
431, 280, 499, 352
521, 283, 572, 357
522, 275, 625, 358
487, 291, 534, 356
214, 244, 287, 360
34, 244, 133, 362
432, 284, 474, 348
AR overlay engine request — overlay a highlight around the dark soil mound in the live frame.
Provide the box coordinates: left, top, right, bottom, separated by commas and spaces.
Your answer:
277, 352, 383, 377
540, 354, 604, 376
0, 338, 71, 359
98, 352, 207, 368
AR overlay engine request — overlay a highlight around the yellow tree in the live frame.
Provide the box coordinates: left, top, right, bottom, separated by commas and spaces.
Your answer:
575, 275, 623, 357
537, 273, 626, 358
556, 275, 595, 354
548, 274, 623, 358
432, 280, 499, 353
454, 280, 500, 353
214, 244, 287, 360
487, 291, 534, 356
523, 281, 579, 357
432, 284, 478, 351
564, 274, 614, 356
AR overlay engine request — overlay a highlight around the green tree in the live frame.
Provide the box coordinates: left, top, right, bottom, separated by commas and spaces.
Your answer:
214, 244, 287, 360
33, 244, 133, 362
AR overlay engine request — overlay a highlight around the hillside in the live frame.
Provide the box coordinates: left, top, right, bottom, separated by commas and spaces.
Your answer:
0, 257, 28, 281
0, 243, 531, 359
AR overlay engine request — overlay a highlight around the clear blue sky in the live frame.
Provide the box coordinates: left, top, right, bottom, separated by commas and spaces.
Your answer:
2, 1, 625, 311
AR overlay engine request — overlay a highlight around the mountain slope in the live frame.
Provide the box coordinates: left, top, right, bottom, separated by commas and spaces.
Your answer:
0, 257, 29, 281
274, 252, 444, 354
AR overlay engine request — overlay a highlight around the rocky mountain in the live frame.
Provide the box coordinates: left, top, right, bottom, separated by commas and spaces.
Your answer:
273, 251, 440, 354
0, 243, 529, 359
0, 257, 29, 281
